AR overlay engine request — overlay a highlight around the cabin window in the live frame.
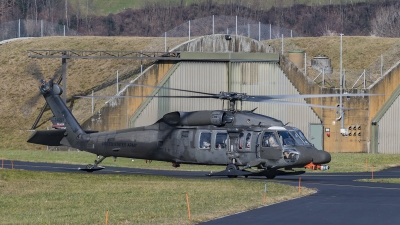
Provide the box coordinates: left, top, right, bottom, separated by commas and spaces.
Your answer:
215, 133, 227, 149
277, 131, 295, 146
238, 133, 244, 149
199, 132, 211, 149
245, 133, 251, 149
289, 131, 304, 145
262, 132, 279, 147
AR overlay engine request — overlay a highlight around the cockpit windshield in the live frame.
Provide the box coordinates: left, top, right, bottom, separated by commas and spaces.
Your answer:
294, 128, 311, 145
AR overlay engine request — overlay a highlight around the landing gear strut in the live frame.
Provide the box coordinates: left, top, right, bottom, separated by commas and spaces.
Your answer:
79, 155, 107, 172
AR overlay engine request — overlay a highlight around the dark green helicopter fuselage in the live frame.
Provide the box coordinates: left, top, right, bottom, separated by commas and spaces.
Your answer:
28, 82, 330, 174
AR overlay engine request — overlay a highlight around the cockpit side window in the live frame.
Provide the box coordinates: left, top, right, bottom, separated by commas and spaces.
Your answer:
289, 131, 304, 145
262, 132, 279, 147
215, 132, 227, 149
277, 131, 295, 146
199, 132, 211, 149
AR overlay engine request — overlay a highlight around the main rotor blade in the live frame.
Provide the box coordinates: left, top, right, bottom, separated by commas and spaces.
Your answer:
75, 95, 219, 99
247, 93, 382, 101
119, 83, 216, 96
250, 99, 350, 109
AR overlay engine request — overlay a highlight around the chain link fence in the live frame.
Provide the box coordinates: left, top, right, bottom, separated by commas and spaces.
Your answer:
280, 37, 400, 89
144, 15, 300, 52
0, 19, 79, 42
2, 16, 400, 90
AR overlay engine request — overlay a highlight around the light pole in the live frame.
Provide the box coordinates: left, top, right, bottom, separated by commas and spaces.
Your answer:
339, 34, 345, 133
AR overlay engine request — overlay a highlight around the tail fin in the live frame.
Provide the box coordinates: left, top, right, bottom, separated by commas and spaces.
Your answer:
36, 79, 86, 146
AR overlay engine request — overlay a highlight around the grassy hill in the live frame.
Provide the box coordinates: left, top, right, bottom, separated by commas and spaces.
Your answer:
0, 36, 169, 150
264, 36, 400, 87
0, 35, 399, 150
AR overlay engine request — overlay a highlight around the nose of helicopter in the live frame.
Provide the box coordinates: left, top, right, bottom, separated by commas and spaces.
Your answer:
295, 148, 331, 166
313, 150, 331, 164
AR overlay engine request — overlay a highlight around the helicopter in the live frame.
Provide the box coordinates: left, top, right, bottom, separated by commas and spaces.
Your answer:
28, 79, 370, 179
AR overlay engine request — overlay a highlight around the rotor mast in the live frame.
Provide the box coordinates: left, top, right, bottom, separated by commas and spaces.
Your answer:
219, 91, 247, 112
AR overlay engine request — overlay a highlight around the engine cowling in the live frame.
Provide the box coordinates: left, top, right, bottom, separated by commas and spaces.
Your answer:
162, 111, 227, 126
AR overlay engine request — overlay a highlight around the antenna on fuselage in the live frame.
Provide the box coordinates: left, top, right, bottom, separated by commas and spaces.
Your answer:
251, 107, 258, 112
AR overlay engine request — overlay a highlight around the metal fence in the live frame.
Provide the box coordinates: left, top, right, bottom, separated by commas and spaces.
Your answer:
281, 38, 400, 89
0, 19, 79, 41
2, 16, 399, 90
144, 15, 300, 52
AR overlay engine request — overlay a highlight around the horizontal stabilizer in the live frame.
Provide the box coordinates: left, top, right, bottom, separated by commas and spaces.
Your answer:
27, 130, 66, 146
28, 130, 98, 146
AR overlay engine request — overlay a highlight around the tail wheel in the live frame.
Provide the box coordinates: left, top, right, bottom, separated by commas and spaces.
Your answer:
86, 164, 94, 169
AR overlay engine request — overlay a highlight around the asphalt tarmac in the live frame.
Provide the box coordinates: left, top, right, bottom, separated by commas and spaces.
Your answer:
3, 161, 400, 225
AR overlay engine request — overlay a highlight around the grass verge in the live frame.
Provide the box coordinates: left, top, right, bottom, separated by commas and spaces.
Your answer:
356, 178, 400, 184
323, 153, 400, 173
0, 169, 314, 225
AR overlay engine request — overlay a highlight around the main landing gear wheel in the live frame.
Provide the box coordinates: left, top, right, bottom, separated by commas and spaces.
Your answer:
266, 174, 276, 179
265, 170, 277, 179
226, 164, 239, 178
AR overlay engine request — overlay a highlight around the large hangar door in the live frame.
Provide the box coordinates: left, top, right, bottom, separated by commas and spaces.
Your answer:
309, 123, 323, 150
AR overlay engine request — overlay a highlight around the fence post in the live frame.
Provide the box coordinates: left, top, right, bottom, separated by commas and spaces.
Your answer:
258, 22, 260, 41
212, 15, 214, 35
188, 20, 190, 41
18, 19, 21, 38
116, 70, 119, 94
164, 32, 167, 52
235, 15, 237, 35
140, 51, 143, 75
186, 193, 191, 220
298, 177, 301, 193
105, 210, 109, 225
363, 69, 366, 88
91, 90, 94, 115
263, 183, 267, 203
305, 53, 307, 76
41, 20, 43, 37
269, 24, 271, 39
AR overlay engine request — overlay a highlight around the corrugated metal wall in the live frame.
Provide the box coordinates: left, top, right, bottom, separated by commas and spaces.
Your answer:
378, 97, 400, 154
132, 62, 321, 139
230, 62, 321, 137
132, 62, 228, 127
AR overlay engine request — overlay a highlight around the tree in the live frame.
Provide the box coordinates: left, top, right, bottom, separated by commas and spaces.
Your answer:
371, 3, 400, 37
